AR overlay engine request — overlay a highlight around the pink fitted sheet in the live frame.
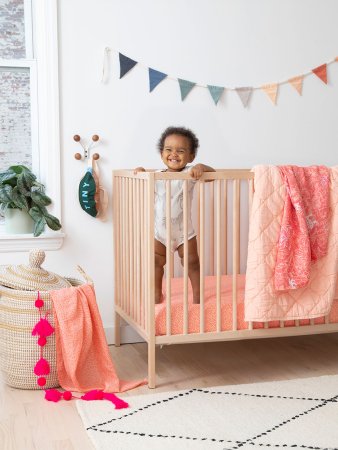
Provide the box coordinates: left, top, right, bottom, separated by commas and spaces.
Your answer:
155, 274, 338, 336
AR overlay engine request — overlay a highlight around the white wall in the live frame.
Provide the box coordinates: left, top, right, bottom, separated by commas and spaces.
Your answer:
2, 0, 338, 342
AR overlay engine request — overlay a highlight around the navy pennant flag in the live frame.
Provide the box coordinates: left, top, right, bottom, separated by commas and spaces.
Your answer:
148, 68, 167, 92
207, 85, 224, 105
119, 53, 138, 78
178, 79, 196, 100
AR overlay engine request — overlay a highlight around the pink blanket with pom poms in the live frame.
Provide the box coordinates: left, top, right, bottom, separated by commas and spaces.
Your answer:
51, 283, 146, 392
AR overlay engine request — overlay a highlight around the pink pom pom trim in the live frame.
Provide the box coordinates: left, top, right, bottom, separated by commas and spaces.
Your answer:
38, 336, 47, 347
34, 358, 50, 376
32, 318, 54, 338
62, 391, 72, 401
38, 377, 46, 386
32, 291, 54, 388
45, 389, 62, 402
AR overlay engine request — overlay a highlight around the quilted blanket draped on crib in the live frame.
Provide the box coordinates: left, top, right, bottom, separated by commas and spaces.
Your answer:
244, 165, 338, 322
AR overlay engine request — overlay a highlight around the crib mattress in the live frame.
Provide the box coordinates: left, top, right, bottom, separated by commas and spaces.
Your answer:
155, 274, 338, 336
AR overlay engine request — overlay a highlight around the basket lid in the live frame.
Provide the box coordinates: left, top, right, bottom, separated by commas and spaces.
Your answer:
0, 249, 72, 291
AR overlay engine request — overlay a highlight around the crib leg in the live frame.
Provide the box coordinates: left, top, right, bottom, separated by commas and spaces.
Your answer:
148, 340, 156, 388
114, 311, 121, 347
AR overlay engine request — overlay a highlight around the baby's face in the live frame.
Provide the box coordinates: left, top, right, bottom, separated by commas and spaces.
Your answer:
161, 134, 194, 172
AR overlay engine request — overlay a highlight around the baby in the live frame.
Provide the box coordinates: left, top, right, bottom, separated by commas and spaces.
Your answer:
134, 126, 215, 304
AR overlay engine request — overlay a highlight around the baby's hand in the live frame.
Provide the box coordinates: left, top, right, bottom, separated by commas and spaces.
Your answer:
134, 167, 146, 174
189, 164, 204, 180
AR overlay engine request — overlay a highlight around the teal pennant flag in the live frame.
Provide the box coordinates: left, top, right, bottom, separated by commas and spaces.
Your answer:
149, 68, 167, 92
178, 79, 196, 100
207, 85, 224, 105
119, 53, 137, 78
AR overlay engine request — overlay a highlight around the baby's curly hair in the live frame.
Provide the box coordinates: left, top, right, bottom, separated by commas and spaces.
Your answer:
157, 126, 199, 156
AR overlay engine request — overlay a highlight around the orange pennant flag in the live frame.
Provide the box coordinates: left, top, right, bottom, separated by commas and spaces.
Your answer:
289, 75, 304, 95
261, 83, 279, 105
312, 64, 327, 84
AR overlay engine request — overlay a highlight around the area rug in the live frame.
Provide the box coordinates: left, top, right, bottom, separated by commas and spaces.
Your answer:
76, 375, 338, 450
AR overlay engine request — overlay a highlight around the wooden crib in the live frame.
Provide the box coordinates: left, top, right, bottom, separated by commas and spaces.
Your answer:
113, 169, 338, 388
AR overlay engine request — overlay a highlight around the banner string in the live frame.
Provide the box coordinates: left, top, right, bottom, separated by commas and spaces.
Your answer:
102, 47, 337, 90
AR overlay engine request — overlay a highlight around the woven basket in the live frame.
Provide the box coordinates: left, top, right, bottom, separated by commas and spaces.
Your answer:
0, 258, 92, 389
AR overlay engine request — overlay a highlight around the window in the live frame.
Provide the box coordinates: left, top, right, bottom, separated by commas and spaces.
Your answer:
0, 0, 63, 251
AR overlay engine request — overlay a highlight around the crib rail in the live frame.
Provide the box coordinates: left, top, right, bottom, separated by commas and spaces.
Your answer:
113, 169, 254, 342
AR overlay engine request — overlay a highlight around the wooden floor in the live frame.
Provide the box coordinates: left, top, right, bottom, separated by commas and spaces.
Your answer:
1, 333, 338, 449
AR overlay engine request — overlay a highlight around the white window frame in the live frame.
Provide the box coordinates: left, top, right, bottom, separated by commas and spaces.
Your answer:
0, 0, 64, 251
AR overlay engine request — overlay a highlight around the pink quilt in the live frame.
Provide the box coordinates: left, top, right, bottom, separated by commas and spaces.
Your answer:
245, 166, 338, 322
275, 166, 330, 290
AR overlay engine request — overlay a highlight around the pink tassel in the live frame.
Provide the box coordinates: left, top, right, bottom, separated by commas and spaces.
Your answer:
45, 389, 62, 402
32, 318, 54, 337
34, 358, 50, 376
81, 390, 104, 401
103, 392, 129, 409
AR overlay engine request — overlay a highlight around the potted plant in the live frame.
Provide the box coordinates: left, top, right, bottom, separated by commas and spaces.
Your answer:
0, 165, 62, 237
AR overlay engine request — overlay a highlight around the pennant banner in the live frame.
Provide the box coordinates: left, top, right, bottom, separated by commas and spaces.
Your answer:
119, 53, 137, 79
262, 83, 279, 105
207, 85, 224, 105
111, 50, 337, 107
289, 75, 304, 95
149, 68, 167, 92
312, 64, 327, 84
178, 79, 196, 101
235, 87, 253, 108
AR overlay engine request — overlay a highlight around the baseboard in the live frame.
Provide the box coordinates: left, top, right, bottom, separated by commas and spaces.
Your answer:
104, 324, 145, 345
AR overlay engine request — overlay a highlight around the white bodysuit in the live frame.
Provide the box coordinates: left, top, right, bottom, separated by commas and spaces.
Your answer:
155, 165, 196, 252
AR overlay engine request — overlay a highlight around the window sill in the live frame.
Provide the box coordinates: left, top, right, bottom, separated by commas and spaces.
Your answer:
0, 231, 65, 252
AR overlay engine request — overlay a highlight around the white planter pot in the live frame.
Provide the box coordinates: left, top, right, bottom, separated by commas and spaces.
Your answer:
4, 209, 34, 234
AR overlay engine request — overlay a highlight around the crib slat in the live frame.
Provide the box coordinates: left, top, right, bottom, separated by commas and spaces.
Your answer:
130, 179, 135, 320
122, 177, 127, 314
216, 180, 221, 332
232, 179, 240, 331
210, 182, 214, 275
148, 174, 156, 388
223, 180, 227, 275
140, 180, 145, 329
136, 179, 141, 325
166, 180, 172, 336
144, 179, 148, 333
199, 181, 205, 333
248, 178, 254, 218
183, 180, 189, 335
113, 176, 118, 307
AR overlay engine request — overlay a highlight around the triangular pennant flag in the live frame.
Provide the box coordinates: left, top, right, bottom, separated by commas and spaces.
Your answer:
261, 83, 279, 105
148, 68, 167, 92
119, 53, 137, 79
207, 85, 224, 105
288, 75, 304, 95
312, 64, 327, 84
178, 79, 196, 101
235, 87, 253, 108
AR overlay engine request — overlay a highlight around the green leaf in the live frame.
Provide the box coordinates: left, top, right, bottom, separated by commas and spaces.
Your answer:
0, 170, 17, 185
28, 206, 44, 222
33, 217, 46, 237
31, 188, 52, 206
44, 213, 62, 231
9, 165, 31, 175
11, 187, 29, 210
0, 184, 13, 203
17, 171, 37, 196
